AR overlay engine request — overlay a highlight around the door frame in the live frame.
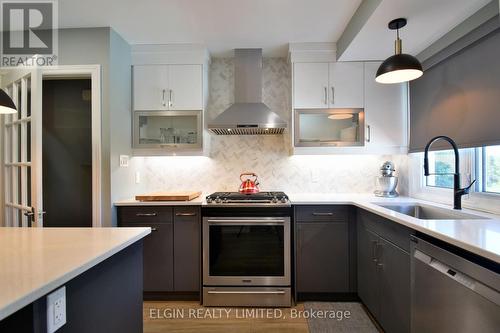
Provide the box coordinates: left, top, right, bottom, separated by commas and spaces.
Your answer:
1, 65, 102, 227
40, 65, 102, 227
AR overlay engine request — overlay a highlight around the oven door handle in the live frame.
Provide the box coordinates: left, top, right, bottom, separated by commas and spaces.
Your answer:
207, 219, 286, 225
206, 290, 286, 295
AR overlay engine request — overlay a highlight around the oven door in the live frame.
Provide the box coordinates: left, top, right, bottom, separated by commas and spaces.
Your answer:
203, 217, 290, 286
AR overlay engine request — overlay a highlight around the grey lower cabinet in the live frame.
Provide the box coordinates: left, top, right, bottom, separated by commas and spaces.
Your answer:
357, 209, 413, 333
118, 205, 200, 295
357, 226, 379, 316
295, 206, 351, 296
173, 207, 200, 292
138, 221, 174, 292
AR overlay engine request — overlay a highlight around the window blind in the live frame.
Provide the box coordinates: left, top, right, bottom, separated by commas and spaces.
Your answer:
409, 18, 500, 152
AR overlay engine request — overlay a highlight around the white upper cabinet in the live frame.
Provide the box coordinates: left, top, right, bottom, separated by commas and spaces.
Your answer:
329, 62, 364, 108
293, 62, 364, 109
168, 64, 203, 110
293, 62, 329, 108
133, 65, 169, 110
133, 64, 203, 111
364, 62, 407, 152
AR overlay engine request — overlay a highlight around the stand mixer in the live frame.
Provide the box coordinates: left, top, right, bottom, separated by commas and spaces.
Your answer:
374, 161, 399, 198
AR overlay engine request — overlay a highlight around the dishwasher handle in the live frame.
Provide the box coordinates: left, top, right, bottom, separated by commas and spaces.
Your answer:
414, 249, 500, 306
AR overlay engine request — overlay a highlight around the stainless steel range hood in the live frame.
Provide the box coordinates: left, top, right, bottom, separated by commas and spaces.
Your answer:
208, 49, 287, 135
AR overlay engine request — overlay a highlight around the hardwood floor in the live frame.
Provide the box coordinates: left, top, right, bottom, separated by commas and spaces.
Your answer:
143, 301, 309, 333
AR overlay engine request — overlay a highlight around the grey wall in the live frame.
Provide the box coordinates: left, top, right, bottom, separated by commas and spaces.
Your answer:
58, 27, 132, 227
58, 27, 113, 226
109, 30, 133, 227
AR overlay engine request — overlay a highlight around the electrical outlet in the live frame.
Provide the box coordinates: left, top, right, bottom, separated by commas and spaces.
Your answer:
47, 286, 66, 333
135, 171, 141, 184
119, 155, 130, 168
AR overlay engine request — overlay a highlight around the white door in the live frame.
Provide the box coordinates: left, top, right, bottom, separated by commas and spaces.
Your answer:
293, 62, 329, 109
329, 62, 364, 108
168, 65, 203, 110
133, 65, 169, 110
2, 68, 43, 227
364, 62, 407, 151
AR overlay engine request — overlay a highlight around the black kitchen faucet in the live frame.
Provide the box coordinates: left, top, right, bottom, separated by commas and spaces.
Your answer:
423, 136, 476, 210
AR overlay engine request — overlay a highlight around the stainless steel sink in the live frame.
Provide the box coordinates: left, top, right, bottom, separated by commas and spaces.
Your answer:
375, 204, 487, 220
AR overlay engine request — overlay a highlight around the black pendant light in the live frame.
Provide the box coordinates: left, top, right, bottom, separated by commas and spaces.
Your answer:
376, 18, 423, 84
0, 89, 17, 114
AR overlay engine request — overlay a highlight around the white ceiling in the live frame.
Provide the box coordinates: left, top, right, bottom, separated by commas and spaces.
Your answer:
58, 0, 493, 59
338, 0, 492, 61
58, 0, 362, 57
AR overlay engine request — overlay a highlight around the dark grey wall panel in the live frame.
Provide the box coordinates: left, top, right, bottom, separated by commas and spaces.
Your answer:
410, 20, 500, 152
0, 242, 143, 333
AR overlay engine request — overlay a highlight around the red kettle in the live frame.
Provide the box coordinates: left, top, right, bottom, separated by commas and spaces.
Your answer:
239, 172, 260, 194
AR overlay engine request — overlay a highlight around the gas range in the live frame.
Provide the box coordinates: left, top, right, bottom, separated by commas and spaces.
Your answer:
203, 191, 292, 307
205, 192, 290, 206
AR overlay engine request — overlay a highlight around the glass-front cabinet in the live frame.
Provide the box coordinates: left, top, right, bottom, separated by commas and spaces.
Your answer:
294, 108, 365, 147
133, 111, 202, 149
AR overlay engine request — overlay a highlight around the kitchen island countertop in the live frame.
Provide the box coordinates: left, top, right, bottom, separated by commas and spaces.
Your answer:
0, 227, 150, 321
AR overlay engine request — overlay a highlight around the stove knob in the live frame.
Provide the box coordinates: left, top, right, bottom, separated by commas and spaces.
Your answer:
215, 197, 222, 204
280, 197, 288, 203
206, 197, 212, 203
272, 196, 278, 203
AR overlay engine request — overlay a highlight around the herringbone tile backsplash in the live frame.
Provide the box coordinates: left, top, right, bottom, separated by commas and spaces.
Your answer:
131, 58, 408, 195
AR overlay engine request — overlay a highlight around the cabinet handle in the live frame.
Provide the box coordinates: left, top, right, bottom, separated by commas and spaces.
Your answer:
376, 242, 383, 262
331, 86, 335, 105
297, 226, 302, 251
151, 227, 158, 232
135, 212, 157, 217
175, 212, 197, 217
207, 290, 286, 295
371, 240, 378, 262
366, 125, 371, 142
312, 212, 333, 216
324, 87, 328, 105
162, 89, 166, 107
169, 89, 173, 108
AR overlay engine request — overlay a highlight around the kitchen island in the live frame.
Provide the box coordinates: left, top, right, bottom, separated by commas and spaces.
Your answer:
0, 227, 150, 332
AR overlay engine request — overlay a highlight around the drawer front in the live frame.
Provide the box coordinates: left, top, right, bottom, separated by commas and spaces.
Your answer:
119, 206, 173, 224
173, 207, 200, 223
358, 209, 414, 252
295, 205, 349, 222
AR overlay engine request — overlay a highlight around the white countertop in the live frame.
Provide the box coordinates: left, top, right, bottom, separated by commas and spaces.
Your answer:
289, 193, 500, 264
0, 227, 150, 321
113, 193, 500, 264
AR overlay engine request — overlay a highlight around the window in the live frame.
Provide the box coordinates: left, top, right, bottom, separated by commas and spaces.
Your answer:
482, 145, 500, 193
426, 150, 456, 189
422, 145, 500, 194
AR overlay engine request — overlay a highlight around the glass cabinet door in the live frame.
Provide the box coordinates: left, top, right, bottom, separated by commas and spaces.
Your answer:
294, 108, 365, 147
133, 111, 202, 149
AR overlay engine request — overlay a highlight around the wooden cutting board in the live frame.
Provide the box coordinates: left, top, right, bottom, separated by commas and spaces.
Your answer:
135, 191, 202, 202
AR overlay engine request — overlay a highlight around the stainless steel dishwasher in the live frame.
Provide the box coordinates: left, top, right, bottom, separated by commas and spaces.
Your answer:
411, 236, 500, 333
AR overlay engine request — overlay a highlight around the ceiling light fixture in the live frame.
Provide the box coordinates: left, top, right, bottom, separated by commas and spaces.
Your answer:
328, 114, 353, 120
0, 89, 17, 114
376, 18, 423, 84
